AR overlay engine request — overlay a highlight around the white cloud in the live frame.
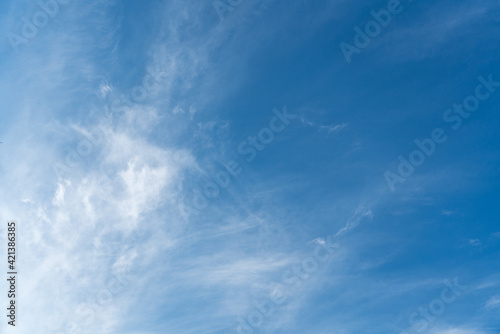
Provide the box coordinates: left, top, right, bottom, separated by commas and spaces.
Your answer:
485, 295, 500, 310
469, 239, 481, 246
430, 328, 485, 334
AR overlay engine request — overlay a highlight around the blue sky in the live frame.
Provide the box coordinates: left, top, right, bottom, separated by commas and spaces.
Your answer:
0, 0, 499, 333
